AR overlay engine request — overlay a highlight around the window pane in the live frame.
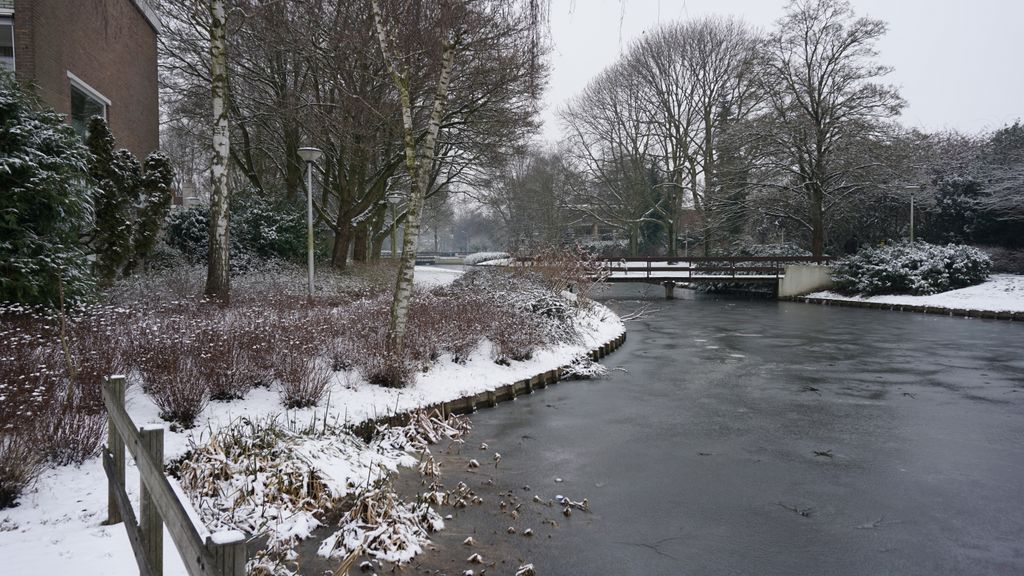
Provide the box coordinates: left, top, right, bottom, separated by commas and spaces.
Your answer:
70, 84, 106, 140
0, 22, 13, 71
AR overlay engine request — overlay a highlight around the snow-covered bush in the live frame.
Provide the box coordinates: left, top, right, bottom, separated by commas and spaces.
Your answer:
464, 251, 509, 266
165, 206, 210, 264
233, 194, 319, 263
735, 243, 812, 258
833, 241, 991, 296
0, 73, 96, 306
165, 195, 324, 269
86, 118, 175, 282
0, 303, 113, 506
145, 352, 208, 429
128, 152, 175, 274
442, 268, 582, 345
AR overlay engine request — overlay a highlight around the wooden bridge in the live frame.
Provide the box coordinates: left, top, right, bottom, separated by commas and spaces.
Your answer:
510, 255, 833, 298
596, 256, 833, 297
597, 256, 827, 281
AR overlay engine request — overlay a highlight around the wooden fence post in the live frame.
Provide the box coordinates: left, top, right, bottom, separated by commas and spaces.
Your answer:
140, 426, 165, 576
208, 531, 247, 576
105, 375, 127, 525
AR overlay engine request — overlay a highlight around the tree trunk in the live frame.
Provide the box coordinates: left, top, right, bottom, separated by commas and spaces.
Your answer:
284, 127, 302, 200
352, 226, 368, 262
372, 0, 456, 355
204, 0, 230, 302
371, 233, 385, 261
331, 223, 351, 271
809, 186, 825, 258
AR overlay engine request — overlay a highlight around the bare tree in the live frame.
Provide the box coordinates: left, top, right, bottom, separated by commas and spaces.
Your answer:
977, 121, 1024, 219
754, 0, 903, 257
475, 147, 570, 250
561, 62, 661, 256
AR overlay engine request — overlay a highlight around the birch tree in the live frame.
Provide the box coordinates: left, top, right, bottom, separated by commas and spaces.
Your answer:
371, 0, 547, 354
205, 0, 231, 301
370, 0, 458, 354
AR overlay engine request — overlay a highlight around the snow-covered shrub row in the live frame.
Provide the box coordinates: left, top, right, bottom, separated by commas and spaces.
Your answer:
0, 304, 116, 506
735, 243, 812, 258
441, 268, 586, 346
463, 251, 510, 266
833, 241, 991, 296
333, 268, 583, 388
0, 263, 587, 506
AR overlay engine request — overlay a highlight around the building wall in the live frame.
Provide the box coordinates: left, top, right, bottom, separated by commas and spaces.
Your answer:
13, 0, 158, 159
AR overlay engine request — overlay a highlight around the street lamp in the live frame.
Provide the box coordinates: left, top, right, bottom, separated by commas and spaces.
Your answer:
297, 147, 323, 299
386, 192, 404, 261
904, 185, 922, 243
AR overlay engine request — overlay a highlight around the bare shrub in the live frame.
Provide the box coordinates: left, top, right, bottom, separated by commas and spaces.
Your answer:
276, 351, 333, 409
0, 430, 45, 509
361, 348, 415, 389
513, 244, 606, 300
490, 308, 544, 364
195, 324, 254, 401
141, 335, 208, 428
37, 382, 106, 466
66, 312, 127, 412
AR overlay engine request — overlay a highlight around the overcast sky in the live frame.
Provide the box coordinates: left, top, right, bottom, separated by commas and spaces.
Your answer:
539, 0, 1024, 143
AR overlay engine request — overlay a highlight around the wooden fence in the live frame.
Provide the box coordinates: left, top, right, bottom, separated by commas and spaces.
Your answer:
102, 375, 246, 576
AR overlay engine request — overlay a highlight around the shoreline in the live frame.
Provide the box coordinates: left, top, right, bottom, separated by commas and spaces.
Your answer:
792, 294, 1023, 320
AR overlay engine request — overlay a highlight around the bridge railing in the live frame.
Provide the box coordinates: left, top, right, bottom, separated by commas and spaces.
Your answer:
504, 255, 831, 281
596, 256, 832, 281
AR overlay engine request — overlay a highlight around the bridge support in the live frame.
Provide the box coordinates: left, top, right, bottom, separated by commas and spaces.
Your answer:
662, 281, 676, 300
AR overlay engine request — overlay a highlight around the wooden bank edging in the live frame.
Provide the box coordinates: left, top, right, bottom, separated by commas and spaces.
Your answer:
353, 331, 628, 438
793, 296, 1022, 321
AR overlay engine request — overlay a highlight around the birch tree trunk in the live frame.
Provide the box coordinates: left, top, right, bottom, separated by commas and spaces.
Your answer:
205, 0, 231, 301
371, 0, 457, 355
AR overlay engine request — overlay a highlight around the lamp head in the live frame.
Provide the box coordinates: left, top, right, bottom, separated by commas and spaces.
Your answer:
297, 147, 323, 163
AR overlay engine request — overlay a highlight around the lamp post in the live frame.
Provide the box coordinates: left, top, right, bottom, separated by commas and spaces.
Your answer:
904, 185, 922, 243
386, 192, 404, 261
297, 147, 323, 299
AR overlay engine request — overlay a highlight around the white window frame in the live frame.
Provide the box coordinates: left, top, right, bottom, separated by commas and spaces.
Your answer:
67, 71, 111, 117
0, 16, 14, 72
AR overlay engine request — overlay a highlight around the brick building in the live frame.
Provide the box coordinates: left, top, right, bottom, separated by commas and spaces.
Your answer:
1, 0, 160, 159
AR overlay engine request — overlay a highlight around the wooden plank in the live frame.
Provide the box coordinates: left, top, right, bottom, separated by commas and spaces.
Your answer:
207, 532, 246, 576
102, 380, 221, 576
140, 426, 165, 576
106, 376, 126, 525
103, 449, 156, 576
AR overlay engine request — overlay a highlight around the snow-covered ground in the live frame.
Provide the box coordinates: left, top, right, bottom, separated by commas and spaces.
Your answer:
0, 266, 625, 576
805, 274, 1024, 313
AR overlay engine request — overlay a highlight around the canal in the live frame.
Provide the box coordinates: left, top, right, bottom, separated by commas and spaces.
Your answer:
398, 283, 1024, 575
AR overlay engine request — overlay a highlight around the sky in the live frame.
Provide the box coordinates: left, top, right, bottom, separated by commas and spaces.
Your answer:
539, 0, 1024, 143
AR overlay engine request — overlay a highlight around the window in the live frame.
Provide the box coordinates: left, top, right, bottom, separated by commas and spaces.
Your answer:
68, 72, 109, 140
0, 18, 13, 72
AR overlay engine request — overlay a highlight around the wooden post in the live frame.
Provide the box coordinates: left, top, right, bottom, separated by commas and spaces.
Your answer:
140, 426, 165, 576
105, 376, 127, 525
208, 532, 247, 576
